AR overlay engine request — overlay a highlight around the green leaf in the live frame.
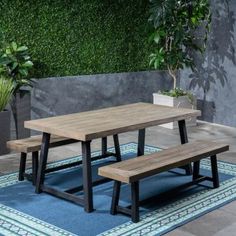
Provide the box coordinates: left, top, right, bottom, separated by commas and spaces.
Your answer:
11, 42, 17, 51
0, 57, 11, 65
12, 62, 18, 70
19, 69, 28, 76
20, 79, 31, 85
154, 33, 160, 44
23, 55, 30, 60
5, 48, 11, 54
22, 61, 33, 67
148, 32, 156, 43
154, 60, 158, 69
149, 55, 156, 66
16, 46, 28, 52
0, 67, 6, 73
191, 17, 197, 24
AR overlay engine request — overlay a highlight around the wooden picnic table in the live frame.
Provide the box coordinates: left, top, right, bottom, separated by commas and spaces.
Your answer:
24, 102, 201, 212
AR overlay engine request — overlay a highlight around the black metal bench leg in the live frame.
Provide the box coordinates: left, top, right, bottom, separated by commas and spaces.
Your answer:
32, 151, 39, 186
178, 120, 192, 175
111, 181, 121, 215
131, 181, 139, 223
19, 152, 27, 181
211, 155, 219, 188
137, 129, 145, 157
113, 134, 121, 162
193, 161, 200, 181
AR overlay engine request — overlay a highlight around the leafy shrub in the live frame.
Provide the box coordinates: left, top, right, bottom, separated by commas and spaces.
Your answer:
0, 42, 34, 93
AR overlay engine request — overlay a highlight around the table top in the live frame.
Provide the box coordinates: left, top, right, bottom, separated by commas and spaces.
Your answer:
24, 102, 201, 141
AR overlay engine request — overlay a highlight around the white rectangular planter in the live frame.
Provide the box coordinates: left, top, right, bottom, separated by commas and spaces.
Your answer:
153, 93, 197, 129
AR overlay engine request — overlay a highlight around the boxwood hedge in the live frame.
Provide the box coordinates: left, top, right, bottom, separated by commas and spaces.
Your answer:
0, 0, 151, 78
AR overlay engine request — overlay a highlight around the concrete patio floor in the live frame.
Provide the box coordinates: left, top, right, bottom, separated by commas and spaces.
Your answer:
1, 121, 236, 236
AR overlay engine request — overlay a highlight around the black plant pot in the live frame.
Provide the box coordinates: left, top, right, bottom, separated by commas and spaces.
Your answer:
11, 90, 31, 139
0, 110, 10, 155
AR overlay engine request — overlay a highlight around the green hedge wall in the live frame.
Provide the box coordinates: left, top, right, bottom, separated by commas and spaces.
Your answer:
0, 0, 151, 78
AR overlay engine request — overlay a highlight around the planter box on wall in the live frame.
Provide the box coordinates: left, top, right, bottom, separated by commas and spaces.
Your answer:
153, 93, 197, 129
0, 110, 10, 155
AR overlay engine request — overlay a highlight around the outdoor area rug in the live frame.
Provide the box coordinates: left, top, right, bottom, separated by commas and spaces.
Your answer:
0, 143, 236, 236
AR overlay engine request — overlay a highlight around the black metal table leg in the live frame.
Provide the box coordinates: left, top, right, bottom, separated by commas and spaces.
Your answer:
102, 137, 107, 156
137, 129, 145, 156
35, 132, 51, 193
113, 134, 121, 162
111, 181, 121, 215
82, 141, 94, 212
178, 120, 192, 175
32, 151, 39, 185
211, 155, 219, 188
131, 181, 139, 223
193, 161, 200, 181
19, 152, 27, 181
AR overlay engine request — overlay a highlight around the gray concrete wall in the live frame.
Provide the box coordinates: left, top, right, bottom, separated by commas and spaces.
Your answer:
31, 71, 172, 119
31, 0, 236, 127
180, 0, 236, 127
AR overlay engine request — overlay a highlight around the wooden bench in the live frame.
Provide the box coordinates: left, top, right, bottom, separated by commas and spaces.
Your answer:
7, 135, 79, 184
7, 135, 121, 185
98, 140, 229, 223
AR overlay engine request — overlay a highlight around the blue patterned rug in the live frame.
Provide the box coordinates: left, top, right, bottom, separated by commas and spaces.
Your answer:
0, 143, 236, 236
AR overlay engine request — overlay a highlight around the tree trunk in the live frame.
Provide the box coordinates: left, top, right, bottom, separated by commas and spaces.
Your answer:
167, 66, 177, 90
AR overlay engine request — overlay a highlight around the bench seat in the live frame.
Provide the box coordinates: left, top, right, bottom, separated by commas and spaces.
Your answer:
7, 135, 78, 184
98, 140, 229, 222
7, 135, 77, 153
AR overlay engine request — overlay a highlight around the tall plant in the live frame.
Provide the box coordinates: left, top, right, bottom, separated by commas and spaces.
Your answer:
0, 76, 13, 112
0, 41, 34, 94
149, 0, 211, 91
0, 39, 34, 139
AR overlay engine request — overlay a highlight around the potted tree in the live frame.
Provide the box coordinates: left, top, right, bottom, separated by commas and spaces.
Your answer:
149, 0, 211, 129
0, 76, 13, 155
0, 41, 34, 138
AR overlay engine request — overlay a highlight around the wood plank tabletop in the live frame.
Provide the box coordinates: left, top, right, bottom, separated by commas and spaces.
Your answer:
24, 102, 201, 141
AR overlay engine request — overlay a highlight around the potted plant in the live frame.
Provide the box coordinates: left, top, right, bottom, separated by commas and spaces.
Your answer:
0, 41, 34, 138
0, 76, 13, 155
149, 0, 211, 129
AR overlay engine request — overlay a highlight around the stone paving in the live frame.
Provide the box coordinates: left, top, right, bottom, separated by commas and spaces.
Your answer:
1, 121, 236, 236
